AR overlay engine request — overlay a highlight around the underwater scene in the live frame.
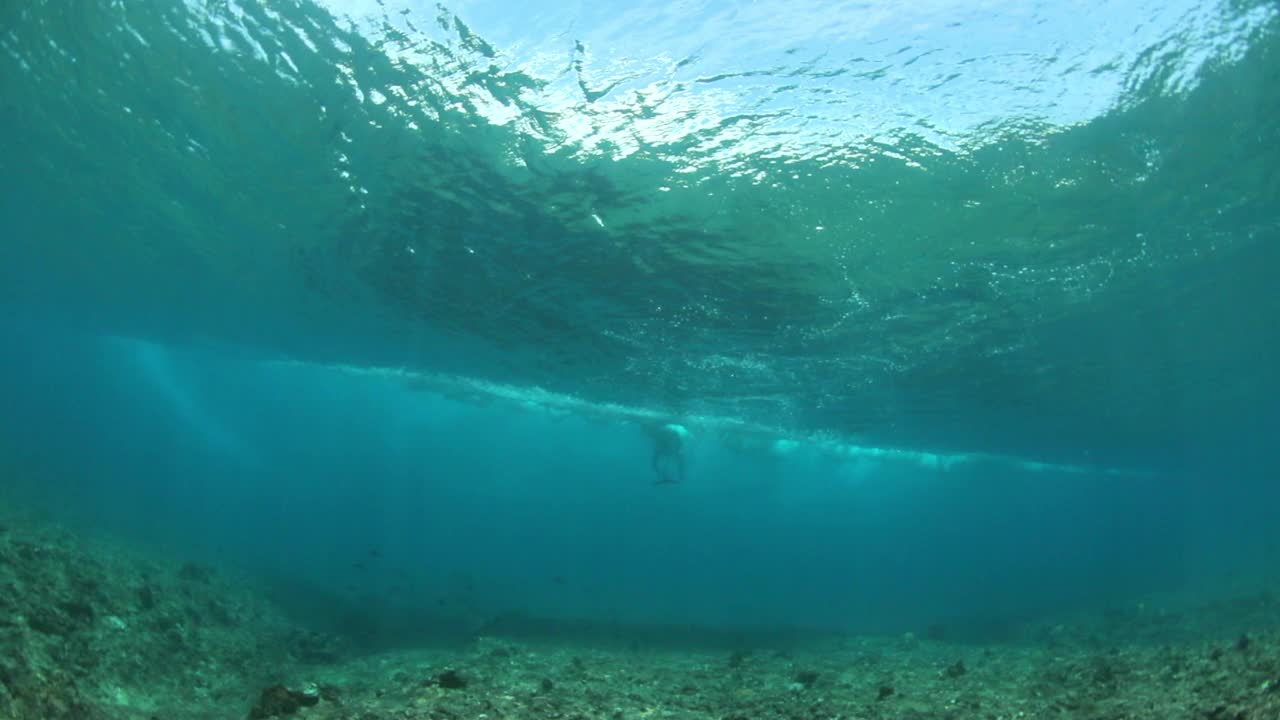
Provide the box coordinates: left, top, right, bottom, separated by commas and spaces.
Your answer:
2, 0, 1280, 718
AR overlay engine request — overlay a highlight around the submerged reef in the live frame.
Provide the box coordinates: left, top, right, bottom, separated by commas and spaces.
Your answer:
0, 517, 311, 720
247, 683, 321, 719
1, 511, 1280, 719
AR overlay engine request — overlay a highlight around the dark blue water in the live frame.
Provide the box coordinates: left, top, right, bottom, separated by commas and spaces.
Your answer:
1, 0, 1279, 646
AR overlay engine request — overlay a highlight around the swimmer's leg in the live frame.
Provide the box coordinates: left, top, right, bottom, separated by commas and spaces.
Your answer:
652, 453, 678, 485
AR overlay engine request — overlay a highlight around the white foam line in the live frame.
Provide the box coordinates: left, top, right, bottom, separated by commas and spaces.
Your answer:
266, 359, 1156, 478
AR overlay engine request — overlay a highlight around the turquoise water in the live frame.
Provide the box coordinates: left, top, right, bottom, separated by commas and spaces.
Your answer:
1, 0, 1279, 643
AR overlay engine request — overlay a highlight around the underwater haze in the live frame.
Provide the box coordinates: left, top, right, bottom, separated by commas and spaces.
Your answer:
3, 0, 1280, 678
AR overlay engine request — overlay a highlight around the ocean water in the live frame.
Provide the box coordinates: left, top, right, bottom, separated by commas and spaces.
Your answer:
2, 0, 1279, 662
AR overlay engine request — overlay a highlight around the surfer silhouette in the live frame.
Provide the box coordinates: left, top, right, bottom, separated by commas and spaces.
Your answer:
645, 422, 687, 485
